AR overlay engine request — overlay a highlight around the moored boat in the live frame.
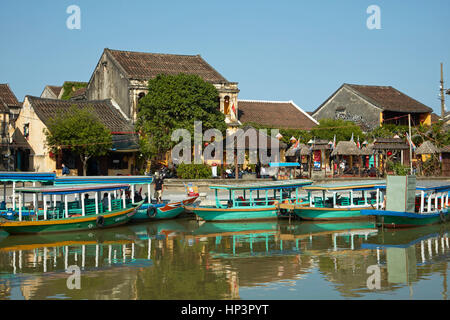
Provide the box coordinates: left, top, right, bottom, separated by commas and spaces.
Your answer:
293, 181, 385, 221
55, 175, 198, 221
0, 172, 56, 219
0, 184, 142, 235
361, 176, 450, 228
184, 179, 313, 222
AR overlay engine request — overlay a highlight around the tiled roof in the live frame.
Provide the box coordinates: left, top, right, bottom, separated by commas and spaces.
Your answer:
431, 113, 441, 123
48, 85, 63, 97
0, 84, 19, 107
373, 138, 409, 150
0, 98, 9, 113
441, 145, 450, 153
238, 100, 318, 130
346, 84, 432, 113
71, 87, 87, 99
26, 96, 134, 133
105, 48, 228, 83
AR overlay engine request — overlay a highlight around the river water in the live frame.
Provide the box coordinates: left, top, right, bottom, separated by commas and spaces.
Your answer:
0, 218, 448, 300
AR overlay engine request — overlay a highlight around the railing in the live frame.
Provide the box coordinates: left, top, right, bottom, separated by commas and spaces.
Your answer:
16, 198, 133, 221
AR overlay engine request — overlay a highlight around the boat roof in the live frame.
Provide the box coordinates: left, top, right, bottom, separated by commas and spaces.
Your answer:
303, 181, 386, 191
0, 172, 56, 182
210, 179, 313, 191
373, 180, 450, 192
55, 175, 153, 185
268, 162, 300, 168
15, 184, 130, 195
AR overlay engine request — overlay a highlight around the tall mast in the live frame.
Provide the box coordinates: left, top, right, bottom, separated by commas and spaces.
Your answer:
441, 63, 446, 120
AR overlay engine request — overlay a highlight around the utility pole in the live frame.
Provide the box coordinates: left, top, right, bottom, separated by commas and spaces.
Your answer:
408, 113, 413, 175
441, 63, 446, 120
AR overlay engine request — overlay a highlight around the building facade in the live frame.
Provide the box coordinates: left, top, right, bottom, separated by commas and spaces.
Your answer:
86, 48, 240, 125
13, 96, 138, 175
312, 84, 432, 131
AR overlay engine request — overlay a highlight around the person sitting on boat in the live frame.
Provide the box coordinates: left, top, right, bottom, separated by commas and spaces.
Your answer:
102, 193, 109, 212
62, 163, 70, 176
135, 191, 143, 202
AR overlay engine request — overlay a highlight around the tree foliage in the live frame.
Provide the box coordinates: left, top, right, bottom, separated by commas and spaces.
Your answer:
240, 122, 313, 147
44, 106, 112, 175
60, 82, 88, 100
136, 74, 227, 161
176, 163, 211, 179
310, 119, 365, 142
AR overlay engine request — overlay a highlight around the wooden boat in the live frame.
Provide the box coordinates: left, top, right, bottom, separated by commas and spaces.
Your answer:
0, 172, 56, 219
55, 175, 198, 221
184, 179, 313, 222
0, 184, 143, 235
293, 181, 385, 221
361, 176, 450, 228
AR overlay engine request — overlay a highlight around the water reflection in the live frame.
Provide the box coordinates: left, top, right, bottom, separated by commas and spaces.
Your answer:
0, 219, 449, 300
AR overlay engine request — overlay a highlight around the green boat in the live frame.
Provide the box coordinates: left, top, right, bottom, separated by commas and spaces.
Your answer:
184, 179, 313, 222
0, 184, 143, 235
55, 174, 199, 221
293, 181, 385, 221
361, 176, 450, 228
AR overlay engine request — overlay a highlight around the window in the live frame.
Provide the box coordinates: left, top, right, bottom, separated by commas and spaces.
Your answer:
23, 123, 30, 140
224, 96, 230, 115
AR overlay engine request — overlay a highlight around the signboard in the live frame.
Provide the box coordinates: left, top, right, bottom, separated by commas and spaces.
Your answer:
386, 175, 416, 213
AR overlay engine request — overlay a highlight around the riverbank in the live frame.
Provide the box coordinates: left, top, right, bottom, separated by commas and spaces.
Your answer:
162, 176, 450, 192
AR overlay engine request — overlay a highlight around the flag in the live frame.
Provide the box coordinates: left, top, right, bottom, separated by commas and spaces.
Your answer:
333, 135, 336, 149
406, 133, 416, 151
293, 137, 300, 149
357, 136, 360, 149
350, 133, 354, 143
231, 103, 236, 116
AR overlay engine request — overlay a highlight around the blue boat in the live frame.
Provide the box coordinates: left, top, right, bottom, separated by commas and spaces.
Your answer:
361, 176, 450, 228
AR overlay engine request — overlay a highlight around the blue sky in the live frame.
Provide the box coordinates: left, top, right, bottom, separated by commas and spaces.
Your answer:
1, 0, 450, 115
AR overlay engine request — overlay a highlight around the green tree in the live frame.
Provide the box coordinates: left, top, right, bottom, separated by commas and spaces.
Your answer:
310, 119, 365, 142
44, 106, 112, 176
136, 74, 227, 162
412, 121, 450, 148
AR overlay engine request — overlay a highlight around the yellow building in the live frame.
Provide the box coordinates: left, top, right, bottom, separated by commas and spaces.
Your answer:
12, 96, 139, 175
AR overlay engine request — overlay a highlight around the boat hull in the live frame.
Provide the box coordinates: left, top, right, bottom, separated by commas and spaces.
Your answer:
185, 205, 278, 222
131, 196, 198, 222
0, 205, 140, 235
293, 206, 372, 221
361, 209, 450, 228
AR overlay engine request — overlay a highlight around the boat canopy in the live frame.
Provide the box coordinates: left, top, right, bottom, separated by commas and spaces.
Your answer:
210, 179, 313, 191
0, 172, 56, 183
14, 184, 130, 195
416, 183, 450, 192
55, 175, 153, 186
303, 181, 386, 192
371, 182, 450, 193
268, 162, 300, 168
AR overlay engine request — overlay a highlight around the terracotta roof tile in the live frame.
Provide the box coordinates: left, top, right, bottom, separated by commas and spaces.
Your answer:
238, 100, 317, 130
47, 85, 63, 97
26, 96, 134, 133
0, 84, 19, 107
431, 113, 441, 123
346, 84, 432, 113
106, 49, 228, 83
